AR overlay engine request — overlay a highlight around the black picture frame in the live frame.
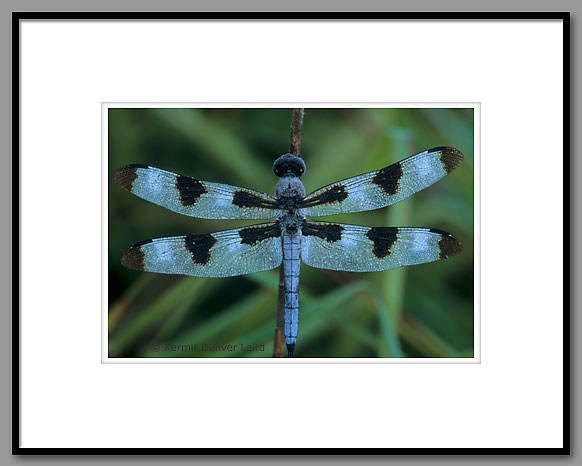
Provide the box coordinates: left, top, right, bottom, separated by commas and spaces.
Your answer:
12, 11, 571, 456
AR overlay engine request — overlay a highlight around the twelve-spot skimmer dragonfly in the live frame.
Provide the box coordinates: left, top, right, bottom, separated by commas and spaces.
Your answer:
115, 146, 463, 357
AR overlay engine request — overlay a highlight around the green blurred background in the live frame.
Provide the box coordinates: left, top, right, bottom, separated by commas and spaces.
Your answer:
108, 108, 474, 358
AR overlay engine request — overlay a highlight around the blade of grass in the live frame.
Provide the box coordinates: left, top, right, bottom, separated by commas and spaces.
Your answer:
151, 279, 222, 342
156, 290, 274, 357
109, 277, 207, 355
376, 127, 412, 358
400, 313, 457, 357
245, 270, 280, 292
325, 303, 380, 352
150, 108, 272, 185
108, 274, 155, 331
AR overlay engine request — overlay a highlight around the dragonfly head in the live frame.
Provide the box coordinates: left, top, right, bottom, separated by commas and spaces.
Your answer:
273, 153, 306, 178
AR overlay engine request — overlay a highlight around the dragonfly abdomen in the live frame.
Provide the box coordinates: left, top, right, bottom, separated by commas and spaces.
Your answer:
282, 231, 301, 357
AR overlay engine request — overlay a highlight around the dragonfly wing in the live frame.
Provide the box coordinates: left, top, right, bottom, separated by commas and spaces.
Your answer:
121, 222, 282, 277
115, 164, 280, 220
300, 147, 463, 217
301, 219, 462, 272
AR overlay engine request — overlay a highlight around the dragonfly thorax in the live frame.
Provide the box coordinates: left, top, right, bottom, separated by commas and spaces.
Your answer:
277, 194, 302, 210
275, 176, 306, 201
278, 210, 305, 234
275, 169, 306, 233
275, 175, 305, 223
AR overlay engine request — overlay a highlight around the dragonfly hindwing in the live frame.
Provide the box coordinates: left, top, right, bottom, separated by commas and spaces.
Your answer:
121, 221, 283, 277
300, 219, 462, 272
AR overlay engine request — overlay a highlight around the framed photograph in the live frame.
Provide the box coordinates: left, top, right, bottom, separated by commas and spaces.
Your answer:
14, 12, 569, 454
105, 105, 477, 361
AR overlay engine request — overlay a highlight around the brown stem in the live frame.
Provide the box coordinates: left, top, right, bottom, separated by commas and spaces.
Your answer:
288, 108, 304, 157
273, 271, 286, 358
273, 108, 305, 358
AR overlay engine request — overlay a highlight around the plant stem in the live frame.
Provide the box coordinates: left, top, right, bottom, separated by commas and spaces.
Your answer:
288, 108, 304, 156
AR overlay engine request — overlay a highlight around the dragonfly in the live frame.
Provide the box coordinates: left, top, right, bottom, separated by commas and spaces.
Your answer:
114, 146, 464, 357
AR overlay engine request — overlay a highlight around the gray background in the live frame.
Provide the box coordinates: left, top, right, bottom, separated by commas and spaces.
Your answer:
3, 0, 577, 463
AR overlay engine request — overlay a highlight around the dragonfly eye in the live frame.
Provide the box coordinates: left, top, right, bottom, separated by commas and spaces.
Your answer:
273, 154, 306, 178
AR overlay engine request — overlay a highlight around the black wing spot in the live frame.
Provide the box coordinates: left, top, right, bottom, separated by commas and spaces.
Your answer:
232, 190, 278, 210
176, 175, 207, 207
428, 147, 464, 174
302, 221, 343, 243
184, 234, 217, 265
371, 162, 403, 196
121, 239, 152, 271
239, 223, 281, 246
429, 229, 463, 259
115, 165, 147, 191
301, 185, 348, 208
366, 227, 398, 259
